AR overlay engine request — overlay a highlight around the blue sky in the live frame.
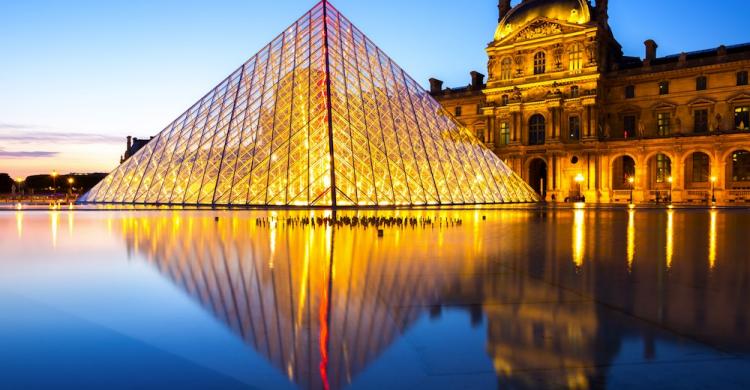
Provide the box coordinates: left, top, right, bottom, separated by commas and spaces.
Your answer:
1, 0, 748, 177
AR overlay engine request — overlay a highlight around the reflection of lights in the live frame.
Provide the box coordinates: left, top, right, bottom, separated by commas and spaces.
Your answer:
51, 211, 59, 248
709, 210, 717, 269
68, 211, 74, 236
627, 210, 635, 272
16, 211, 23, 238
573, 209, 585, 267
666, 210, 674, 269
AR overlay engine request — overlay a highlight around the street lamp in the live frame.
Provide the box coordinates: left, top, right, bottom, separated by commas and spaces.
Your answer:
710, 176, 717, 204
575, 173, 585, 202
67, 177, 75, 195
628, 176, 635, 205
51, 170, 58, 195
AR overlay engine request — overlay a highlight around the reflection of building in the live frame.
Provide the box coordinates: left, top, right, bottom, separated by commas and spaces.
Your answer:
118, 210, 750, 388
432, 0, 750, 203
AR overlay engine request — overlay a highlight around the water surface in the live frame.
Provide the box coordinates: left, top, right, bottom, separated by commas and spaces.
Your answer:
1, 208, 749, 389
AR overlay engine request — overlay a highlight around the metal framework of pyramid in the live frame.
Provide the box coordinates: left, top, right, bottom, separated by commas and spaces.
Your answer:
80, 1, 538, 207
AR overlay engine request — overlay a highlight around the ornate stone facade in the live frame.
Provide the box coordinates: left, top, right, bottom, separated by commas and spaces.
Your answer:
432, 0, 750, 204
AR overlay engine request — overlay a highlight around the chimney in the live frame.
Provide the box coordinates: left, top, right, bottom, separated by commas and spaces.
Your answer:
644, 39, 658, 62
498, 0, 511, 22
597, 0, 609, 25
429, 78, 444, 94
470, 71, 485, 90
127, 135, 132, 149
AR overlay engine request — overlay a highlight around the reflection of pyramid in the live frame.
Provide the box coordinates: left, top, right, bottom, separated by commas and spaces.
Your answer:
80, 1, 537, 207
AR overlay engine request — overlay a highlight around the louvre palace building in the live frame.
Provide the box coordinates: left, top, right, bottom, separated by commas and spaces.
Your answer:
431, 0, 750, 204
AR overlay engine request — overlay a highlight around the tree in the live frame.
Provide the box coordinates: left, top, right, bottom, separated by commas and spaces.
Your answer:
0, 173, 13, 193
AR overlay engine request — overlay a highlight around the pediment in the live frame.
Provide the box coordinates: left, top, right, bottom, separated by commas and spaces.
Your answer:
650, 101, 678, 111
688, 97, 716, 107
498, 18, 589, 44
728, 92, 750, 104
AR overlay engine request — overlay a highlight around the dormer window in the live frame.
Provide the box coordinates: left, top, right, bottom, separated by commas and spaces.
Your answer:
455, 106, 462, 117
534, 52, 546, 75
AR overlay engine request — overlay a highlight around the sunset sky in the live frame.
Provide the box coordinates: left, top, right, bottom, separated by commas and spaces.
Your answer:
1, 0, 747, 178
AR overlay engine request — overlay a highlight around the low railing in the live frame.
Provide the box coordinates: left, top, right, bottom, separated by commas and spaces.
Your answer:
612, 190, 631, 202
728, 190, 750, 202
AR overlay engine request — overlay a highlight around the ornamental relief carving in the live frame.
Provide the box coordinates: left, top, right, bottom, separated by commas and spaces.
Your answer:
514, 21, 563, 42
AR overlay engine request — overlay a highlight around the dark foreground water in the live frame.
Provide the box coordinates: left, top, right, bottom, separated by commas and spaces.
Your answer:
1, 208, 749, 389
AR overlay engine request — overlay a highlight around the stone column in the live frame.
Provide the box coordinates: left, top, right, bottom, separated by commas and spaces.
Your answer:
671, 155, 684, 202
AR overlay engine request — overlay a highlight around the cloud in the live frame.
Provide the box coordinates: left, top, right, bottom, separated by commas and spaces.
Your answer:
0, 148, 59, 158
0, 123, 124, 144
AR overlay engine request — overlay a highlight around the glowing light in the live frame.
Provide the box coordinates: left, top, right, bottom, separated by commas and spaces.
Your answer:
666, 210, 674, 269
574, 173, 585, 183
628, 177, 635, 184
627, 210, 635, 272
573, 209, 585, 267
709, 210, 717, 269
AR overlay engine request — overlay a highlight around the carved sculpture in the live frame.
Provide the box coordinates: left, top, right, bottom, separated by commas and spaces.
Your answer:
515, 21, 562, 42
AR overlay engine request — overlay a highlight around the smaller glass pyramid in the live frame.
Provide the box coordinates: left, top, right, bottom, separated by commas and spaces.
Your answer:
80, 1, 539, 207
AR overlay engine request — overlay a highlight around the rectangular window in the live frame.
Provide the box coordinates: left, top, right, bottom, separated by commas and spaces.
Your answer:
501, 95, 509, 106
625, 85, 635, 99
696, 76, 707, 91
455, 106, 462, 117
692, 153, 710, 183
476, 105, 482, 115
657, 112, 671, 136
623, 115, 636, 138
694, 109, 709, 133
570, 86, 579, 98
499, 122, 510, 145
476, 128, 485, 142
569, 116, 581, 140
659, 81, 670, 95
736, 106, 750, 130
738, 71, 749, 86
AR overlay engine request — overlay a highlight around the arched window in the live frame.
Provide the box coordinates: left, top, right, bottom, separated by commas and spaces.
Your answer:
529, 114, 546, 145
500, 57, 513, 81
691, 153, 710, 183
534, 52, 546, 75
732, 150, 750, 182
569, 43, 583, 71
655, 154, 672, 183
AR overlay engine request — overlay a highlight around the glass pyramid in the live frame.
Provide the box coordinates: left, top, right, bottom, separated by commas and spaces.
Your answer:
80, 1, 538, 207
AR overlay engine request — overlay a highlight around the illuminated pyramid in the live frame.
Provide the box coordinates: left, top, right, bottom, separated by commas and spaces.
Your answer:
80, 1, 538, 207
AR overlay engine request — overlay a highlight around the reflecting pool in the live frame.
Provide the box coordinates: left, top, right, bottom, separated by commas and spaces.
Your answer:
1, 208, 750, 389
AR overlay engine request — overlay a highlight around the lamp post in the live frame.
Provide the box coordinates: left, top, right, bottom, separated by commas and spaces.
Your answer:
628, 176, 635, 205
67, 177, 75, 195
667, 176, 673, 204
575, 173, 585, 202
51, 170, 58, 196
711, 176, 717, 204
